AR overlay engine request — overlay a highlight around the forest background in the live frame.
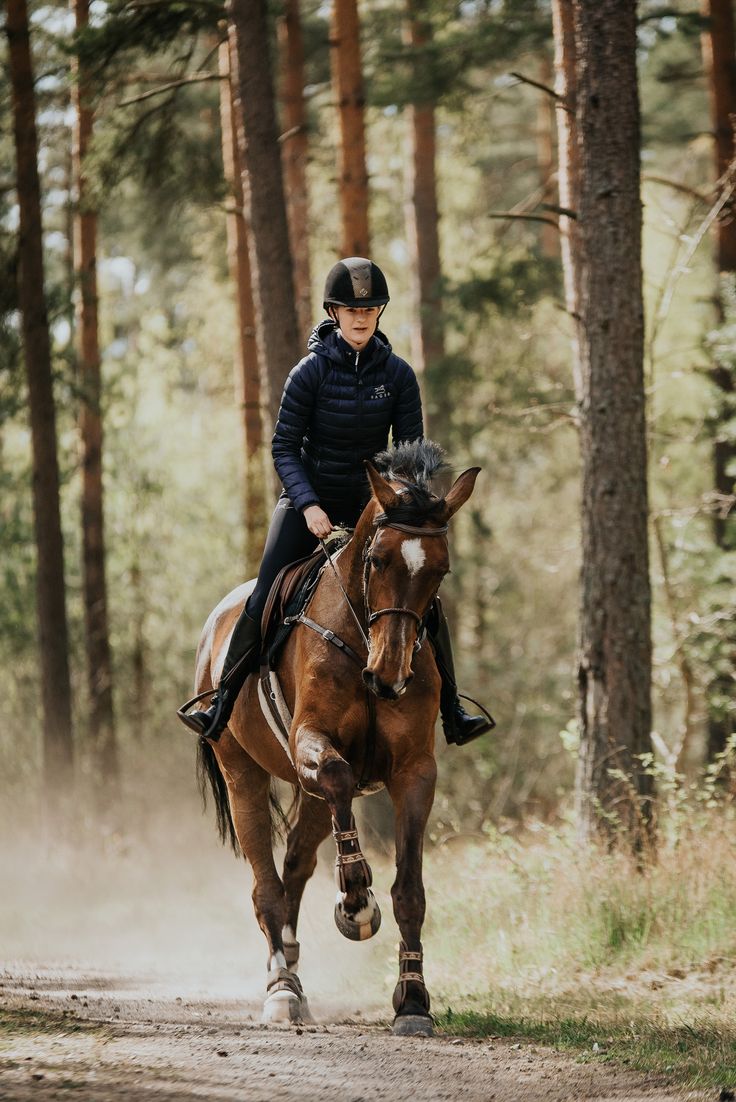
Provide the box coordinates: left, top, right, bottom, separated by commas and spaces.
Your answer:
2, 0, 736, 1086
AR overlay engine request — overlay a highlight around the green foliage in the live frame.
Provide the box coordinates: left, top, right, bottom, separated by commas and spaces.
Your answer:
366, 0, 551, 111
72, 0, 224, 84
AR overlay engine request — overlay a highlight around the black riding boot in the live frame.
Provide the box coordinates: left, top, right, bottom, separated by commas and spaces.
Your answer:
429, 600, 496, 746
179, 609, 261, 741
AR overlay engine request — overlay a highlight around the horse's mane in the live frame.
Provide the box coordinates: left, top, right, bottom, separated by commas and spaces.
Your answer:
372, 440, 450, 526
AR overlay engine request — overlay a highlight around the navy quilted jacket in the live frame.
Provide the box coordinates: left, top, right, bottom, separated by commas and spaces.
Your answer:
272, 319, 424, 513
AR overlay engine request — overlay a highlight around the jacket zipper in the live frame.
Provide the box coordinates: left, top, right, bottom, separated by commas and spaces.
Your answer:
355, 349, 362, 469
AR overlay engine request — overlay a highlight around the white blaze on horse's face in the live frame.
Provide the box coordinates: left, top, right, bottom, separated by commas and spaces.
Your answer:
401, 537, 426, 577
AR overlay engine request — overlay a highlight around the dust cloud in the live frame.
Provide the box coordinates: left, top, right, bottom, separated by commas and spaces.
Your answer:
0, 752, 399, 1020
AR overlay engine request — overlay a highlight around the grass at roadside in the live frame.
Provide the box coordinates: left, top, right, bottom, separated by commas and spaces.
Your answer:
434, 1006, 736, 1092
0, 1006, 106, 1039
421, 799, 736, 1093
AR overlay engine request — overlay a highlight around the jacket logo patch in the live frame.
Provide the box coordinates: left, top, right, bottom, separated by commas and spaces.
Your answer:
369, 384, 390, 400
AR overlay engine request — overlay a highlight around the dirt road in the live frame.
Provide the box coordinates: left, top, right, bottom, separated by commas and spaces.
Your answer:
0, 967, 699, 1102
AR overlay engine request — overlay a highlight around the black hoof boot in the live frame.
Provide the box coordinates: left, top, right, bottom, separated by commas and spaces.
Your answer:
443, 698, 496, 746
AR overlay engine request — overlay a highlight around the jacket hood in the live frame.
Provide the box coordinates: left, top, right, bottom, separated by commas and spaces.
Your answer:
307, 318, 392, 368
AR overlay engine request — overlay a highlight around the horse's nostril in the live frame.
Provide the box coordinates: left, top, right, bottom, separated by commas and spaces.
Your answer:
363, 669, 399, 700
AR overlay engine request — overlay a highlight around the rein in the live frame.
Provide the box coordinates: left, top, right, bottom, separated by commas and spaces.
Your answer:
319, 539, 371, 652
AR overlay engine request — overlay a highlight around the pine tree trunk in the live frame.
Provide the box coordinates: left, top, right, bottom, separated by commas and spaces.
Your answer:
330, 0, 370, 257
72, 0, 118, 797
537, 54, 559, 259
570, 0, 655, 848
552, 0, 582, 398
6, 0, 74, 819
278, 0, 313, 339
227, 0, 301, 432
701, 0, 736, 762
218, 37, 269, 576
403, 0, 445, 438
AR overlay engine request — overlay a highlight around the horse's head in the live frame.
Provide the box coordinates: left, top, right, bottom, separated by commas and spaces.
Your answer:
360, 449, 480, 700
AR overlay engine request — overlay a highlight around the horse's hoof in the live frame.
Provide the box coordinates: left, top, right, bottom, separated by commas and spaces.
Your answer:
262, 989, 314, 1025
334, 889, 381, 941
262, 988, 302, 1024
392, 1014, 434, 1037
262, 968, 313, 1025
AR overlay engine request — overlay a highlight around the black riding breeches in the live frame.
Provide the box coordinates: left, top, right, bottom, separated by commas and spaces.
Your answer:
244, 494, 320, 623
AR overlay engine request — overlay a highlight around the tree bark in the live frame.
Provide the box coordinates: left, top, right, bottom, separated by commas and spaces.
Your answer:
218, 36, 269, 576
702, 0, 736, 551
227, 0, 301, 433
701, 0, 736, 762
403, 0, 445, 438
537, 53, 559, 259
567, 0, 655, 848
702, 0, 736, 274
6, 0, 75, 819
72, 0, 118, 798
330, 0, 370, 258
278, 0, 313, 339
552, 0, 582, 399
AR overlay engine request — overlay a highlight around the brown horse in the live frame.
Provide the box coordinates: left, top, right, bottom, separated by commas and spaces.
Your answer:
194, 441, 479, 1035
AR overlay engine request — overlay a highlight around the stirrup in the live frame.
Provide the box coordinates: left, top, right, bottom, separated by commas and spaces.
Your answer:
444, 693, 496, 747
458, 692, 496, 728
177, 687, 220, 737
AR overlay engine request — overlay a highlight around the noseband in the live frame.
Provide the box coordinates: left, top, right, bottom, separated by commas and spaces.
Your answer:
362, 512, 449, 635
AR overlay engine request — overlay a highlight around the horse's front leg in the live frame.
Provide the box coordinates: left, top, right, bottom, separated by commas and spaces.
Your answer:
386, 754, 437, 1036
294, 721, 381, 941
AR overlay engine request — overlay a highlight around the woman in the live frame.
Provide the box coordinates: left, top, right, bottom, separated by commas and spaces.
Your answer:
180, 257, 493, 746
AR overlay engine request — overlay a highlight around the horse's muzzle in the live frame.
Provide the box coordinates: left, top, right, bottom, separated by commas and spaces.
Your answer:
362, 669, 413, 700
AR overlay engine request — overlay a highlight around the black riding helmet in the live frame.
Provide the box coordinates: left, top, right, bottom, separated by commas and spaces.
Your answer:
323, 257, 390, 310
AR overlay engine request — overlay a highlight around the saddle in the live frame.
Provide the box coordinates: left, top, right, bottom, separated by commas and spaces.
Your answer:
260, 546, 327, 662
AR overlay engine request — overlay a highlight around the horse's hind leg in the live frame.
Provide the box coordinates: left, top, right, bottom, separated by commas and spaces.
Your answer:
212, 734, 309, 1024
294, 724, 381, 941
281, 792, 332, 969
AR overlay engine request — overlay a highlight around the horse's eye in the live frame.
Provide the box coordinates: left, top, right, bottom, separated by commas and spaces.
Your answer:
370, 555, 385, 572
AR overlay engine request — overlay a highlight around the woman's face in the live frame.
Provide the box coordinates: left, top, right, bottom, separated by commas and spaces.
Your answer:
334, 306, 381, 351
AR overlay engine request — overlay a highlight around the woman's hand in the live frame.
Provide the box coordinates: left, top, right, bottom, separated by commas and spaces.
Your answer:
303, 505, 333, 539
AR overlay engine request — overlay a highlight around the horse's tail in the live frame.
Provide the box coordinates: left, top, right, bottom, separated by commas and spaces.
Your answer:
269, 782, 300, 843
196, 736, 240, 855
196, 736, 299, 855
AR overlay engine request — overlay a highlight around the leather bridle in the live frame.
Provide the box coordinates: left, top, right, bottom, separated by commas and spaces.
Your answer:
361, 511, 449, 644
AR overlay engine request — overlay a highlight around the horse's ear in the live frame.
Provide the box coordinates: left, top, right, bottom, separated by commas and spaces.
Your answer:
365, 461, 402, 512
442, 467, 481, 520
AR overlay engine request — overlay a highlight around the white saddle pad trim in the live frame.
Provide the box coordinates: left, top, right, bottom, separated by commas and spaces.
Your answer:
257, 671, 295, 766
